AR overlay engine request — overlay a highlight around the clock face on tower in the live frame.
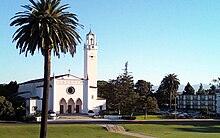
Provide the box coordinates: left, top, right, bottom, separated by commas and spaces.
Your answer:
66, 86, 75, 95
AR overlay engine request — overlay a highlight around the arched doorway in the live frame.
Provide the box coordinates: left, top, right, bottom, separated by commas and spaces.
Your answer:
59, 98, 67, 114
67, 98, 75, 114
76, 98, 82, 113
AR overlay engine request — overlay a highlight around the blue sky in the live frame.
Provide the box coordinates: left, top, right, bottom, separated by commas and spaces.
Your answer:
1, 0, 220, 86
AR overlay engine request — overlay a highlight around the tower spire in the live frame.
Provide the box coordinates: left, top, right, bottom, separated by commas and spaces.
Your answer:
89, 24, 92, 32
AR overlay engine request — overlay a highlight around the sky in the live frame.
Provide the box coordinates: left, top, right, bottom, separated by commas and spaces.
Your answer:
1, 0, 220, 86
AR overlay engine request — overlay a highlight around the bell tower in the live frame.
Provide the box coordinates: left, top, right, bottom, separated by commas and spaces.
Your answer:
83, 30, 98, 112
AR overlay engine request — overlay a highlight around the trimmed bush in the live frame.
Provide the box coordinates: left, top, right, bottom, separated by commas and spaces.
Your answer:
121, 115, 136, 120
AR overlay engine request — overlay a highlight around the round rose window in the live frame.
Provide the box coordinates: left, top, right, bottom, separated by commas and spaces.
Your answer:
67, 86, 75, 95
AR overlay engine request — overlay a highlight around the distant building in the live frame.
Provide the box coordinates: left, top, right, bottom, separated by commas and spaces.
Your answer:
18, 30, 106, 116
177, 94, 216, 112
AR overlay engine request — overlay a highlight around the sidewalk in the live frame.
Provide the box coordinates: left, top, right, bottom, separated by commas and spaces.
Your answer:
103, 124, 156, 138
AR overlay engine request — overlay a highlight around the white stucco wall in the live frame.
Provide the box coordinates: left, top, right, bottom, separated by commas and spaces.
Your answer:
53, 76, 84, 114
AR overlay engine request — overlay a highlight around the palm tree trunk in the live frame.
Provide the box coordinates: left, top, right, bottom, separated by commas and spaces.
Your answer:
40, 49, 51, 138
170, 91, 172, 109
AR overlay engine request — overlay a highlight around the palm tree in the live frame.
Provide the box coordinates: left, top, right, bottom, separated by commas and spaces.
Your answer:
10, 0, 83, 137
161, 73, 180, 109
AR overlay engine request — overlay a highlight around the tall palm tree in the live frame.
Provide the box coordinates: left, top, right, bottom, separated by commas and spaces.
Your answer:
10, 0, 83, 137
161, 73, 180, 109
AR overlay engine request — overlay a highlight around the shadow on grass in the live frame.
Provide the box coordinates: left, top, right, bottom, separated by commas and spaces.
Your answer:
176, 126, 220, 133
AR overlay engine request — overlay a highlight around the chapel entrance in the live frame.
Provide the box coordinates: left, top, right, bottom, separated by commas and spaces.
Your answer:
60, 105, 64, 114
67, 98, 74, 114
67, 105, 72, 113
76, 98, 82, 113
59, 98, 67, 114
76, 105, 80, 113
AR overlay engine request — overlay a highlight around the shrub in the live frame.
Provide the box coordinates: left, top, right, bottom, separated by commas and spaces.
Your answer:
121, 115, 136, 120
98, 110, 106, 116
0, 96, 15, 120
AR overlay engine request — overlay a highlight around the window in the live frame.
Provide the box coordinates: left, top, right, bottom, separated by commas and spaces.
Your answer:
66, 86, 75, 95
91, 95, 94, 99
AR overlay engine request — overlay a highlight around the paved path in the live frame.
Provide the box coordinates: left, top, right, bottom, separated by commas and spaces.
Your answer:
102, 124, 156, 138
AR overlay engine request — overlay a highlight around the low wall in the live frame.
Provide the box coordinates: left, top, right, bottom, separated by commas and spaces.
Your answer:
104, 115, 122, 119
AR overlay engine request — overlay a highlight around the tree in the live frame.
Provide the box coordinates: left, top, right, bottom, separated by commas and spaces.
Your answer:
196, 83, 207, 95
146, 96, 159, 113
183, 82, 195, 95
97, 80, 109, 98
0, 82, 25, 120
10, 0, 82, 137
106, 62, 137, 115
0, 81, 18, 99
209, 85, 216, 95
0, 96, 14, 120
135, 80, 153, 119
156, 73, 180, 109
212, 78, 220, 88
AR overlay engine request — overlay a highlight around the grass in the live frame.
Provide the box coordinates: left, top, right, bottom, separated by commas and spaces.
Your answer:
123, 121, 220, 138
135, 114, 170, 120
1, 122, 220, 138
0, 124, 133, 138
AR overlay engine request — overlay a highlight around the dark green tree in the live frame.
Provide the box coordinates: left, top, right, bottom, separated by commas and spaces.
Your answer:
155, 85, 168, 108
156, 73, 180, 109
146, 96, 159, 113
107, 62, 136, 115
97, 80, 109, 98
10, 0, 82, 137
209, 85, 216, 95
135, 80, 153, 119
0, 81, 18, 99
197, 83, 207, 95
105, 79, 118, 112
212, 78, 220, 88
183, 82, 195, 95
0, 82, 25, 120
0, 96, 15, 120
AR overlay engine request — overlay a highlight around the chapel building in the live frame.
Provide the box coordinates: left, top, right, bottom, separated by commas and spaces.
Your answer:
18, 30, 106, 116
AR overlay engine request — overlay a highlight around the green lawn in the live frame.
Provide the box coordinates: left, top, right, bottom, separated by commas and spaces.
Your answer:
0, 124, 133, 138
1, 122, 220, 138
123, 121, 220, 138
135, 114, 170, 120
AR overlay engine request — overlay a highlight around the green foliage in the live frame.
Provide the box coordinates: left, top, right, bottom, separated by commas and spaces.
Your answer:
0, 96, 15, 119
156, 73, 180, 109
0, 81, 25, 120
97, 80, 109, 98
121, 115, 136, 120
0, 81, 18, 99
183, 82, 195, 95
201, 108, 209, 116
98, 62, 159, 116
106, 62, 137, 115
196, 83, 207, 95
10, 0, 83, 57
212, 77, 220, 89
209, 85, 216, 95
146, 96, 159, 113
134, 80, 158, 116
